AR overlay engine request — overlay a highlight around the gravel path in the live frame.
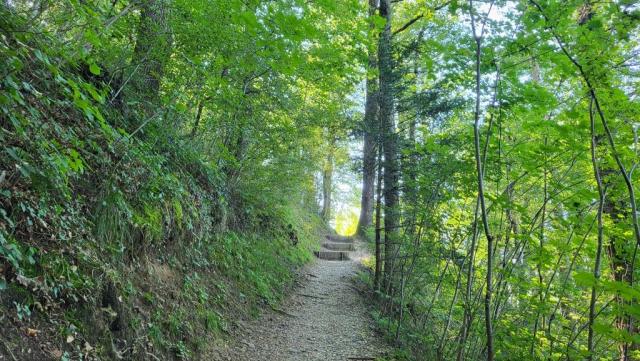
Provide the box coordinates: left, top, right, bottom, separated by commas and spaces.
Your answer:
212, 239, 387, 361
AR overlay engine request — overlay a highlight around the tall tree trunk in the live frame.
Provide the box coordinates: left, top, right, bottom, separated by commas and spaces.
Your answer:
357, 0, 379, 236
600, 163, 637, 360
130, 0, 172, 114
378, 0, 399, 292
374, 137, 384, 291
601, 171, 637, 360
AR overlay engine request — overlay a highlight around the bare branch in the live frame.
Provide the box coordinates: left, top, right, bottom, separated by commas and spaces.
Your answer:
393, 14, 424, 35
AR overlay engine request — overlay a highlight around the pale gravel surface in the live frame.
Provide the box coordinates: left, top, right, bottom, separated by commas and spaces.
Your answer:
212, 238, 388, 361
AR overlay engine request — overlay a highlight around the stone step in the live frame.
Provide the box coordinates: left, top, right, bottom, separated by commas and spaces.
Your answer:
324, 235, 353, 244
314, 250, 350, 261
322, 242, 355, 251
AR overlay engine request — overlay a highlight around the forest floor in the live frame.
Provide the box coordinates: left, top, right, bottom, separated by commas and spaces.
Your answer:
210, 236, 389, 361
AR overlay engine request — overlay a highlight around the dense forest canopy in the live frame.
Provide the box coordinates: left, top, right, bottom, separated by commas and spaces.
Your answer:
1, 0, 640, 360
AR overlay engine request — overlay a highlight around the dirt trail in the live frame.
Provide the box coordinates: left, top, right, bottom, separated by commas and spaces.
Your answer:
212, 237, 387, 361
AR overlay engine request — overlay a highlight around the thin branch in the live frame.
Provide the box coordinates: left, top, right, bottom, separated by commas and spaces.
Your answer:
392, 1, 451, 35
393, 14, 424, 35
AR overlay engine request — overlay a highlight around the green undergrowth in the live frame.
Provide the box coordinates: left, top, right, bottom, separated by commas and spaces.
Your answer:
1, 215, 320, 360
357, 258, 466, 361
0, 8, 322, 360
354, 243, 414, 361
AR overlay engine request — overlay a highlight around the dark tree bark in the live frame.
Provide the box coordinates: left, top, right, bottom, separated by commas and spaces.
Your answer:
599, 162, 638, 360
130, 0, 172, 113
357, 0, 379, 236
600, 168, 637, 360
190, 100, 204, 137
374, 132, 384, 291
378, 0, 400, 291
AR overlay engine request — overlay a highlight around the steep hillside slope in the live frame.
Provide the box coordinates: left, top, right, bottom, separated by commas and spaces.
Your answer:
0, 7, 326, 360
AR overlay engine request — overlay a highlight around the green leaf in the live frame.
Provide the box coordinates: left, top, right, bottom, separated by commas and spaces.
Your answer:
574, 272, 596, 287
372, 15, 387, 30
449, 0, 459, 14
89, 63, 101, 75
85, 29, 100, 47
